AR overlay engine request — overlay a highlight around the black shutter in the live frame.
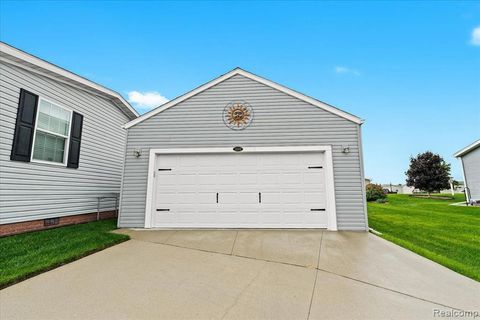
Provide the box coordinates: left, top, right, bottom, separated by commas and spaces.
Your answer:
67, 112, 83, 168
10, 89, 39, 162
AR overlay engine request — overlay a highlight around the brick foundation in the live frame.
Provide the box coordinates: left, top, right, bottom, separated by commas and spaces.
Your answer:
0, 210, 118, 237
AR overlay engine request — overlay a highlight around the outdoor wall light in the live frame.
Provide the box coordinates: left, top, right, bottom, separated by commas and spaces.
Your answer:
342, 146, 350, 154
133, 148, 142, 158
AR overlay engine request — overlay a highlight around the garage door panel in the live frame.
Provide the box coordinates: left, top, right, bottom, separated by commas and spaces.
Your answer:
304, 171, 324, 183
237, 173, 258, 185
197, 174, 218, 185
235, 154, 259, 165
179, 156, 203, 166
304, 192, 326, 204
220, 192, 258, 204
215, 174, 238, 185
258, 173, 280, 184
279, 173, 303, 184
155, 174, 177, 185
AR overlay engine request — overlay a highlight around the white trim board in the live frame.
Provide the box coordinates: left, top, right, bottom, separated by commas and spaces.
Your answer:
454, 139, 480, 158
143, 145, 338, 231
124, 68, 363, 129
0, 41, 139, 120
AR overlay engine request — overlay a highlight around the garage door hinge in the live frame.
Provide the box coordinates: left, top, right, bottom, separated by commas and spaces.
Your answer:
308, 166, 323, 169
156, 209, 170, 211
158, 168, 172, 171
310, 208, 326, 211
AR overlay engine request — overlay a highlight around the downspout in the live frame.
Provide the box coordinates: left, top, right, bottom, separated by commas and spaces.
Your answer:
459, 157, 470, 205
357, 123, 369, 231
117, 126, 129, 228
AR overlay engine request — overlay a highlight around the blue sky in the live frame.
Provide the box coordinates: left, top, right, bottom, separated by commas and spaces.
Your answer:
1, 1, 479, 183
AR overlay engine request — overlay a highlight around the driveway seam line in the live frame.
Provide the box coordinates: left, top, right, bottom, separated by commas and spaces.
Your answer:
159, 230, 178, 245
128, 238, 463, 311
230, 231, 239, 255
130, 238, 309, 269
220, 270, 263, 319
316, 267, 464, 311
307, 231, 323, 320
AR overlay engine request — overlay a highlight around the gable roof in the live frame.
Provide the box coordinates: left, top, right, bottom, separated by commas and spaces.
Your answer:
454, 139, 480, 158
0, 42, 139, 120
124, 67, 363, 129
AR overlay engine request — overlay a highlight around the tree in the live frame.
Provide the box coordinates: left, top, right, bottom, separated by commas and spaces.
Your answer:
405, 151, 451, 196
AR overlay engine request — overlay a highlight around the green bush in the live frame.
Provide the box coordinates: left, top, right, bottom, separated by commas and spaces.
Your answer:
366, 183, 387, 202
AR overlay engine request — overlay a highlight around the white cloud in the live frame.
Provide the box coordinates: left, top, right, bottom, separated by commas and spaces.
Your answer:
334, 66, 360, 76
127, 91, 169, 110
470, 26, 480, 46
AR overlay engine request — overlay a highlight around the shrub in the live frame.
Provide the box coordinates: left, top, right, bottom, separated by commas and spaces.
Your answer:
366, 183, 387, 202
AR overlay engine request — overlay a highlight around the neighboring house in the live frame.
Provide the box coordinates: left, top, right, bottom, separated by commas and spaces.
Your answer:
0, 42, 138, 236
382, 184, 405, 194
365, 178, 372, 185
380, 184, 415, 194
440, 181, 464, 194
454, 140, 480, 205
381, 182, 464, 195
119, 68, 367, 231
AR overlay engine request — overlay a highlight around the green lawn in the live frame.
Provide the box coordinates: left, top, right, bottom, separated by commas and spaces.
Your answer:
368, 194, 480, 281
0, 219, 129, 288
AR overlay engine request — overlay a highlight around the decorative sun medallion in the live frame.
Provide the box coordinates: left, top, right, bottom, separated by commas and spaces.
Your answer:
223, 101, 254, 130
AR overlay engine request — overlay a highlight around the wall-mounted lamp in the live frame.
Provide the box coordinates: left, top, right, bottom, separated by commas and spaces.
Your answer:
342, 146, 350, 154
133, 148, 142, 158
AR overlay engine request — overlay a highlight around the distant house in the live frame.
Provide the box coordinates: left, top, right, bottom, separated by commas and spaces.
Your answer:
381, 184, 415, 194
0, 42, 139, 235
454, 140, 480, 205
440, 181, 464, 195
381, 182, 463, 195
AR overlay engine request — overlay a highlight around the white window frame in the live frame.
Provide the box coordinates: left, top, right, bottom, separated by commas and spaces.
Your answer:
30, 97, 73, 167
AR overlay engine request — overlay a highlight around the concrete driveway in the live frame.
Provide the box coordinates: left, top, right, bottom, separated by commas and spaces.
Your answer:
1, 230, 479, 320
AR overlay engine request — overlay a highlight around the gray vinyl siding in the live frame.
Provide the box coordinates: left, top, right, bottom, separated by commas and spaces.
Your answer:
461, 147, 480, 202
120, 74, 366, 230
0, 62, 130, 224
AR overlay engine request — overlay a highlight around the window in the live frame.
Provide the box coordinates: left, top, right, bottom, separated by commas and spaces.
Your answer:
31, 99, 72, 165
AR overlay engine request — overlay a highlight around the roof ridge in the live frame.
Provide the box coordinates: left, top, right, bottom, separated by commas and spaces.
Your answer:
124, 68, 363, 129
0, 41, 139, 120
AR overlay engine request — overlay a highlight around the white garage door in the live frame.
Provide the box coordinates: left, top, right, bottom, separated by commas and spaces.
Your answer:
151, 151, 329, 228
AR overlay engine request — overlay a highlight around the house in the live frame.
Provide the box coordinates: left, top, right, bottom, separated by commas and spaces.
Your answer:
380, 184, 415, 194
454, 140, 480, 205
440, 181, 464, 195
119, 68, 367, 231
0, 42, 138, 236
380, 182, 464, 195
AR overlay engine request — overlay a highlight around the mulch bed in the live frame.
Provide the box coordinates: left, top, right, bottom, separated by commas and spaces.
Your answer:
409, 194, 454, 200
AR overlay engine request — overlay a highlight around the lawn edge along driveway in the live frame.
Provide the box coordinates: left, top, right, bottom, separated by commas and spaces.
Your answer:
368, 194, 480, 282
0, 219, 129, 289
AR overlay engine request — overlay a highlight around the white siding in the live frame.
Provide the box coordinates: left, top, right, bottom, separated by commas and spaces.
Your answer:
462, 147, 480, 202
120, 74, 367, 230
0, 62, 130, 224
